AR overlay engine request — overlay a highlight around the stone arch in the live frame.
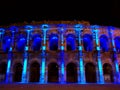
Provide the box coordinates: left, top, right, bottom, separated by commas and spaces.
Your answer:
66, 34, 76, 51
114, 36, 120, 52
13, 63, 23, 82
49, 34, 58, 51
100, 35, 109, 52
103, 63, 114, 83
85, 62, 97, 83
32, 34, 42, 51
48, 62, 59, 83
83, 34, 93, 52
0, 62, 7, 82
66, 62, 78, 83
29, 61, 40, 82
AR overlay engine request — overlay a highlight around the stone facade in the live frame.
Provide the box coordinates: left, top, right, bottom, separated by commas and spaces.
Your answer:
0, 21, 120, 84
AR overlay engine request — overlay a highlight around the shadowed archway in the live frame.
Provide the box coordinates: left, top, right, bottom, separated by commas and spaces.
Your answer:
13, 63, 22, 82
29, 61, 40, 82
114, 36, 120, 52
85, 62, 97, 83
103, 63, 114, 83
0, 62, 7, 82
48, 62, 59, 83
66, 62, 78, 83
66, 34, 76, 51
32, 34, 41, 51
100, 35, 109, 52
49, 34, 58, 51
83, 34, 93, 52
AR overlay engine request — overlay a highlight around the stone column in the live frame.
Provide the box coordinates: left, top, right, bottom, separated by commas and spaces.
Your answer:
5, 27, 16, 82
75, 24, 85, 83
108, 26, 120, 83
91, 25, 104, 83
40, 24, 49, 83
21, 25, 32, 83
58, 25, 66, 83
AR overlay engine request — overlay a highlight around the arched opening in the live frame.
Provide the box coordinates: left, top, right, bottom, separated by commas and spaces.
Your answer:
29, 61, 40, 82
0, 62, 7, 82
13, 63, 22, 82
2, 36, 11, 52
66, 63, 78, 83
32, 34, 41, 51
16, 35, 26, 52
85, 62, 97, 83
66, 34, 76, 51
114, 36, 120, 52
49, 34, 58, 51
100, 35, 109, 52
83, 34, 93, 52
103, 63, 114, 83
48, 62, 59, 83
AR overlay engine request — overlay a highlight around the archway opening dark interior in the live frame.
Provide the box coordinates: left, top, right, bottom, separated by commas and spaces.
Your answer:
66, 63, 78, 83
0, 62, 7, 82
16, 34, 26, 52
83, 34, 93, 52
114, 36, 120, 52
29, 61, 40, 82
32, 34, 41, 51
85, 62, 97, 83
49, 34, 58, 51
100, 35, 109, 52
66, 34, 76, 51
48, 62, 59, 83
103, 63, 114, 83
13, 63, 22, 82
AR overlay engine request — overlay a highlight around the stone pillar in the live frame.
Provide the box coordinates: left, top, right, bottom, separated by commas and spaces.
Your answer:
21, 25, 32, 83
108, 26, 120, 83
59, 25, 66, 83
91, 25, 104, 84
40, 24, 49, 83
5, 28, 15, 82
74, 24, 86, 83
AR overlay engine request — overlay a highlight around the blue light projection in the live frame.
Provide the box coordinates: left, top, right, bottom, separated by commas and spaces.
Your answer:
16, 35, 26, 52
2, 36, 11, 52
22, 57, 27, 83
32, 34, 41, 51
66, 34, 75, 50
41, 24, 49, 45
74, 24, 85, 84
49, 34, 58, 51
100, 35, 109, 52
40, 57, 45, 83
83, 34, 93, 51
114, 36, 120, 52
40, 24, 49, 83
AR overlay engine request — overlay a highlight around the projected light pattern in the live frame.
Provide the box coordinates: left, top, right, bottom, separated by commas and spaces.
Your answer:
0, 21, 120, 84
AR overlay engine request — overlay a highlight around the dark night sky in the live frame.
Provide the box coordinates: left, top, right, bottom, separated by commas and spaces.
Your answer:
0, 0, 120, 28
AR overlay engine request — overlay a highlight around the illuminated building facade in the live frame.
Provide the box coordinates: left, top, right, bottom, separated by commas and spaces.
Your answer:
0, 21, 120, 84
